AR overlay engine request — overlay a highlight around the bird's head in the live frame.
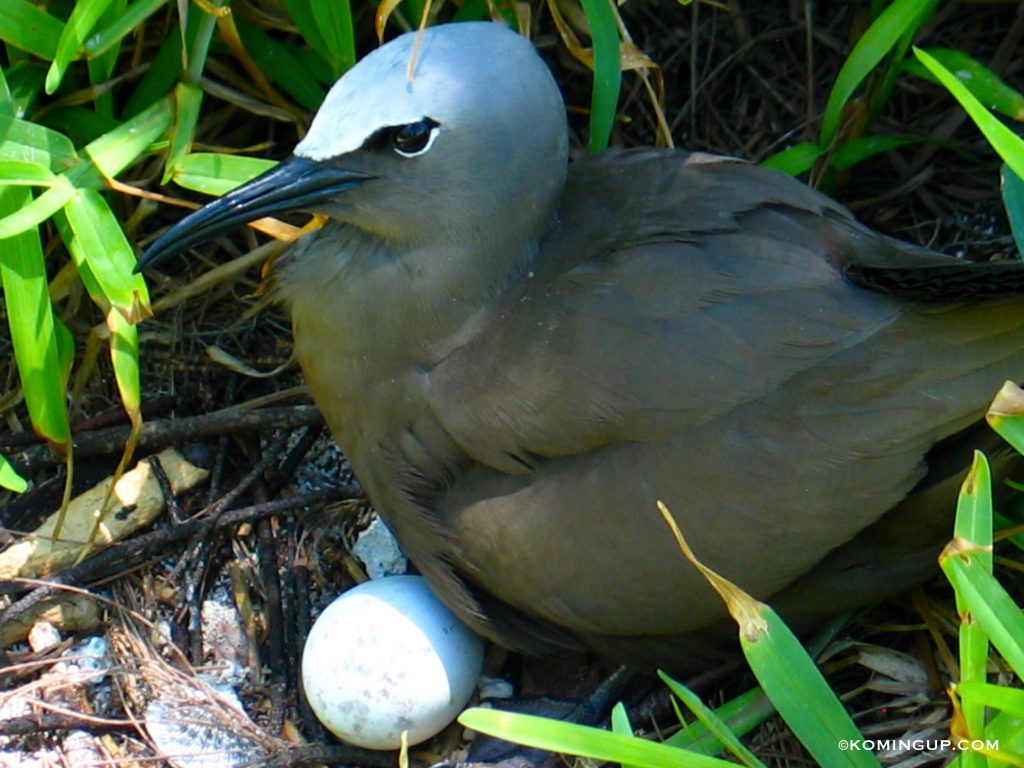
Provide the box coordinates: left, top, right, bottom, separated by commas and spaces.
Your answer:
139, 22, 569, 269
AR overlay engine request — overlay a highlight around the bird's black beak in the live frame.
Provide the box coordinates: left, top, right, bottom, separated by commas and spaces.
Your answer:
136, 156, 371, 272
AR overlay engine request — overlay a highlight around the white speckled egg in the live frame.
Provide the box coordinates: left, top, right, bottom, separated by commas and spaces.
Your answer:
301, 575, 485, 749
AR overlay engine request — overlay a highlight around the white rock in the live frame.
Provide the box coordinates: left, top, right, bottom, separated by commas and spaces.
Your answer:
351, 516, 407, 578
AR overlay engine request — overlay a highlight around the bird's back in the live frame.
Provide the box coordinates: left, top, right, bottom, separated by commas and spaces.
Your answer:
415, 149, 1024, 670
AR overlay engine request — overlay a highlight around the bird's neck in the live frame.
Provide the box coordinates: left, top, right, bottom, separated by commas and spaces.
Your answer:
276, 222, 535, 368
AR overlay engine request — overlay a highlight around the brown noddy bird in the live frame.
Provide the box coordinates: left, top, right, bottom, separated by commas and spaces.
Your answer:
139, 22, 1024, 672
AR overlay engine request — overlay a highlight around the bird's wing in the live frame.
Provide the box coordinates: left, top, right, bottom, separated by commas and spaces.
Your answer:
428, 150, 907, 470
423, 150, 1024, 639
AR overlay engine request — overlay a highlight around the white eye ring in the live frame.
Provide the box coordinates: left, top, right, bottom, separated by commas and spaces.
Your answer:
393, 121, 441, 158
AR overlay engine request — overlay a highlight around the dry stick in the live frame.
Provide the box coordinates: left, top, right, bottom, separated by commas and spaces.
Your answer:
201, 431, 292, 518
0, 395, 177, 452
6, 405, 323, 476
250, 439, 289, 734
0, 712, 137, 738
0, 487, 359, 617
291, 526, 326, 743
264, 743, 422, 768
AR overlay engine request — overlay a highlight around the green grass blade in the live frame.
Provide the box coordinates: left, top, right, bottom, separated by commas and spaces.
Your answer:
0, 160, 59, 185
280, 0, 328, 69
954, 452, 993, 565
453, 0, 491, 22
914, 47, 1024, 182
579, 0, 621, 153
107, 310, 141, 421
658, 674, 767, 768
0, 113, 79, 171
39, 107, 122, 145
610, 702, 643, 768
958, 682, 1024, 718
81, 97, 172, 178
305, 0, 356, 76
184, 0, 222, 85
0, 174, 76, 237
459, 708, 737, 768
658, 502, 879, 768
940, 550, 1024, 680
85, 0, 169, 58
234, 16, 326, 111
739, 610, 878, 768
0, 186, 71, 447
45, 0, 118, 94
820, 0, 936, 149
57, 188, 150, 313
162, 82, 203, 184
664, 687, 775, 755
903, 48, 1024, 122
122, 28, 182, 118
0, 0, 63, 60
760, 142, 822, 175
950, 453, 991, 766
987, 381, 1024, 456
831, 135, 922, 169
985, 711, 1024, 757
1001, 164, 1024, 257
0, 65, 11, 115
86, 0, 126, 119
170, 153, 275, 195
0, 454, 28, 492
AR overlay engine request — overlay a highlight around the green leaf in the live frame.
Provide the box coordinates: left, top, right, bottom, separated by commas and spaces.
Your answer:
0, 186, 71, 447
0, 68, 11, 117
0, 113, 79, 171
820, 0, 938, 148
659, 674, 767, 768
0, 454, 28, 493
107, 309, 141, 417
163, 82, 203, 184
987, 381, 1024, 457
0, 173, 76, 238
0, 160, 59, 185
1001, 164, 1024, 258
914, 47, 1024, 182
85, 0, 169, 59
38, 107, 123, 145
831, 135, 922, 169
951, 453, 992, 757
659, 502, 878, 768
45, 0, 118, 94
760, 142, 822, 175
579, 0, 621, 153
940, 551, 1024, 680
81, 97, 172, 178
280, 0, 328, 69
305, 0, 358, 76
0, 0, 64, 60
122, 28, 183, 118
453, 0, 491, 21
171, 153, 276, 195
56, 187, 150, 314
459, 708, 737, 768
5, 61, 46, 118
903, 48, 1024, 122
234, 16, 326, 111
610, 702, 643, 768
664, 687, 775, 755
958, 682, 1024, 718
739, 610, 878, 768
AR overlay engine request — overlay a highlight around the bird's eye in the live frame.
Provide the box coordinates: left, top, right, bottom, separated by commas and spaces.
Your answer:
392, 119, 440, 157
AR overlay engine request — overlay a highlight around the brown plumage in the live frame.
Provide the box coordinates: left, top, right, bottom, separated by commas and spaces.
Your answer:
141, 22, 1024, 673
